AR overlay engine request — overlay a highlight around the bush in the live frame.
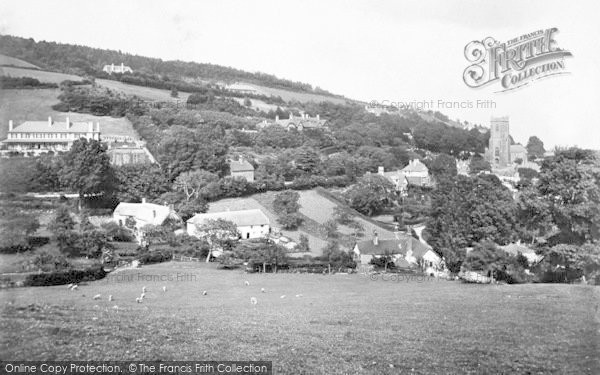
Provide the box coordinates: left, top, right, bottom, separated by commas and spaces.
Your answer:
23, 264, 106, 286
138, 250, 172, 265
277, 213, 303, 230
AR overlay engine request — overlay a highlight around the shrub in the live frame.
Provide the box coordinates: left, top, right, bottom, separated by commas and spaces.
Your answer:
277, 213, 303, 230
23, 264, 106, 286
138, 250, 172, 265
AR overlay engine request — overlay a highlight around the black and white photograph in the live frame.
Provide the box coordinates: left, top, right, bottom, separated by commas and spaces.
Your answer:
0, 1, 598, 374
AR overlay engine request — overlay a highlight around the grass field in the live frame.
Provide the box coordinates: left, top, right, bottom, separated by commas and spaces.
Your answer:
0, 54, 39, 69
0, 89, 138, 140
0, 66, 83, 84
95, 79, 191, 103
0, 262, 598, 374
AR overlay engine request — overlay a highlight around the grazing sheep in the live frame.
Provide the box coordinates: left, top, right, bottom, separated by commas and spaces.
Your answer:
108, 295, 113, 302
135, 297, 142, 303
112, 305, 119, 310
67, 283, 73, 289
71, 285, 78, 291
244, 281, 250, 286
261, 288, 265, 293
250, 297, 258, 305
140, 293, 146, 300
202, 290, 207, 296
142, 286, 147, 293
280, 295, 286, 299
93, 294, 101, 300
295, 294, 302, 298
162, 286, 167, 292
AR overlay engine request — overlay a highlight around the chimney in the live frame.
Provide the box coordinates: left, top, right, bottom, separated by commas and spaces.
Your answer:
378, 166, 385, 175
316, 114, 320, 121
96, 122, 100, 132
372, 230, 379, 246
48, 116, 52, 127
275, 115, 279, 122
289, 113, 293, 120
65, 117, 70, 129
142, 197, 147, 204
8, 120, 13, 131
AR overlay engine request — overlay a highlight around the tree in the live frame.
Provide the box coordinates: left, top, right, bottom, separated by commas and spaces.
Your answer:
294, 148, 321, 174
277, 213, 303, 230
297, 234, 310, 252
516, 185, 553, 244
113, 164, 171, 203
536, 148, 600, 245
195, 219, 240, 262
170, 87, 179, 98
176, 199, 209, 222
174, 170, 219, 201
59, 139, 114, 204
468, 155, 491, 175
345, 174, 395, 216
323, 219, 339, 239
428, 153, 457, 180
273, 190, 300, 215
333, 206, 353, 225
526, 136, 545, 160
426, 175, 519, 272
0, 215, 40, 252
48, 206, 77, 254
243, 97, 252, 107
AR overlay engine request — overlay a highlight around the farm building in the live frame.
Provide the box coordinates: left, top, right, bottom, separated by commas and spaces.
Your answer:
112, 199, 181, 243
377, 166, 409, 195
0, 116, 100, 155
229, 157, 255, 182
187, 209, 270, 240
401, 159, 432, 187
102, 63, 133, 74
353, 233, 442, 274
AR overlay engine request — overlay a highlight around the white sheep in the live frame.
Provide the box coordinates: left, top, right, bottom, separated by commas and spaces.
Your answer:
135, 297, 142, 303
140, 293, 146, 300
244, 280, 250, 286
280, 295, 286, 299
250, 297, 258, 305
202, 290, 207, 296
93, 294, 101, 300
112, 305, 119, 310
71, 285, 78, 291
295, 294, 302, 298
108, 295, 113, 302
67, 283, 73, 289
261, 288, 265, 293
162, 286, 167, 292
142, 286, 147, 293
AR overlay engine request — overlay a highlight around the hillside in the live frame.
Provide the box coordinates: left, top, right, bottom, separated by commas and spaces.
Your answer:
0, 66, 84, 84
0, 54, 39, 69
0, 34, 344, 99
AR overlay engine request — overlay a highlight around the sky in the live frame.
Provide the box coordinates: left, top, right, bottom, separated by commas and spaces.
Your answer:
1, 0, 599, 149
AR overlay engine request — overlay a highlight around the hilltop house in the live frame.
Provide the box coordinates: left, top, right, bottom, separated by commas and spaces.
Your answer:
401, 159, 431, 187
377, 166, 408, 195
1, 117, 100, 156
256, 113, 326, 131
229, 157, 255, 182
102, 63, 133, 74
113, 199, 181, 243
353, 232, 442, 274
187, 209, 270, 241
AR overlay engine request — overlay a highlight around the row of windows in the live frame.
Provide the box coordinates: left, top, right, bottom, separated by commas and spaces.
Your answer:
9, 133, 89, 139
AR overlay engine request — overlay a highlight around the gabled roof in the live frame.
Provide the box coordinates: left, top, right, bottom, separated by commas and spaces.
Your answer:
113, 202, 178, 226
406, 176, 427, 185
383, 170, 407, 182
229, 159, 254, 172
187, 209, 270, 227
10, 120, 99, 134
355, 236, 431, 256
510, 144, 527, 153
402, 159, 428, 173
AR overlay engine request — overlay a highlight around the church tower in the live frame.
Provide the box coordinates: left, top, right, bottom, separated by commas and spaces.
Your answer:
488, 116, 510, 168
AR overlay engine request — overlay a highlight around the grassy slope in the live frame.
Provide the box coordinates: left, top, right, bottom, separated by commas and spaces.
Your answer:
0, 66, 82, 84
0, 88, 138, 140
0, 263, 597, 374
95, 79, 191, 103
0, 54, 39, 69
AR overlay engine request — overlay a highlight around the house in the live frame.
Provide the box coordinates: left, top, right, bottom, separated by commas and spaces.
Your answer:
401, 159, 431, 186
229, 157, 255, 182
377, 166, 408, 195
226, 82, 259, 95
187, 209, 270, 240
500, 243, 543, 265
1, 117, 101, 155
113, 199, 181, 243
353, 232, 443, 274
102, 63, 133, 74
510, 144, 528, 164
256, 113, 326, 131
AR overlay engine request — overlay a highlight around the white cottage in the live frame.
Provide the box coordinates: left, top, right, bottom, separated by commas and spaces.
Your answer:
187, 209, 270, 240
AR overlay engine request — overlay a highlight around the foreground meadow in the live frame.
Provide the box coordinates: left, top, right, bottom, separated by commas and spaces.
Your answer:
0, 262, 598, 374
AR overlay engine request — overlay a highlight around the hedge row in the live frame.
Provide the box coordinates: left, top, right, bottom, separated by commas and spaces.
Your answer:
23, 265, 106, 286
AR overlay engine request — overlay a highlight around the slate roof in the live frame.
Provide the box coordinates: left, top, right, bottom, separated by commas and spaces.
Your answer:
355, 236, 431, 256
187, 209, 270, 227
402, 159, 428, 173
229, 159, 254, 172
113, 202, 179, 226
10, 119, 99, 133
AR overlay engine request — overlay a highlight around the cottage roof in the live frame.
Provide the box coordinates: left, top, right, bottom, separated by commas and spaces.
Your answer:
10, 120, 99, 133
187, 209, 270, 227
402, 159, 428, 173
383, 170, 407, 181
229, 159, 254, 172
355, 236, 430, 256
113, 202, 178, 226
510, 144, 527, 153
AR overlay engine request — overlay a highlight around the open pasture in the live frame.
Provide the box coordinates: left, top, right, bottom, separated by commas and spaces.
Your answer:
0, 262, 598, 374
